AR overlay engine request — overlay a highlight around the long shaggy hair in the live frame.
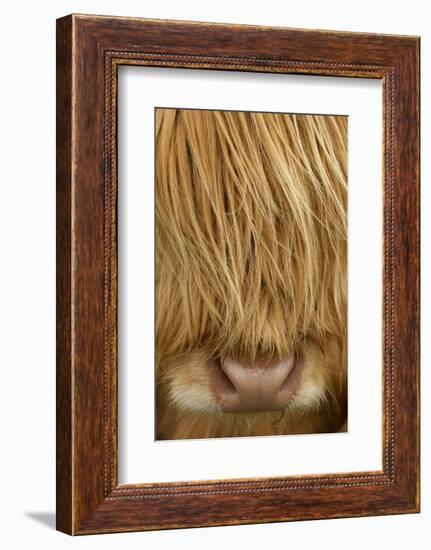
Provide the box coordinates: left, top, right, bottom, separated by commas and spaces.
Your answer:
155, 108, 348, 439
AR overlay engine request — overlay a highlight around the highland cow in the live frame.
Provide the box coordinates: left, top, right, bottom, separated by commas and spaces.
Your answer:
155, 108, 347, 439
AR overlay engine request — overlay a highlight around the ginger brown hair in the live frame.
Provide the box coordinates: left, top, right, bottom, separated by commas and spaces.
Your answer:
155, 108, 348, 439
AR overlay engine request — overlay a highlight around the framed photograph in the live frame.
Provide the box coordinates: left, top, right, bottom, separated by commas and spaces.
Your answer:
56, 14, 420, 534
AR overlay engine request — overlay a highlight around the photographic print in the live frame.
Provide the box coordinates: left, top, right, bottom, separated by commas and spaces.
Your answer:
57, 15, 419, 533
155, 108, 348, 440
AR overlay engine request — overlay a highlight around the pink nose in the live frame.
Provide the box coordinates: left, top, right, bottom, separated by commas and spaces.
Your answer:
211, 355, 302, 413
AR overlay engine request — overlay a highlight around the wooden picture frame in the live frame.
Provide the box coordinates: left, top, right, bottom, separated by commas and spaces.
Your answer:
56, 14, 420, 535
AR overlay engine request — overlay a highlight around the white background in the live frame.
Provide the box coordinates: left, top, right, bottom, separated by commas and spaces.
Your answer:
0, 1, 428, 549
118, 68, 382, 483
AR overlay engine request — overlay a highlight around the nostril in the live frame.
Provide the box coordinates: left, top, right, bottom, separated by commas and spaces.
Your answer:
209, 357, 237, 396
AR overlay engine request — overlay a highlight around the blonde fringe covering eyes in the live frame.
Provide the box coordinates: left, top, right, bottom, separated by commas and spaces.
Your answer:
156, 109, 348, 367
